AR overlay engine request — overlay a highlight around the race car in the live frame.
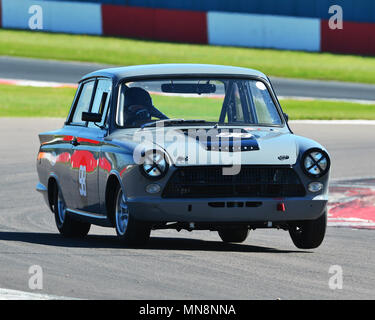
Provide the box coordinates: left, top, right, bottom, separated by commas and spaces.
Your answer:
36, 64, 330, 249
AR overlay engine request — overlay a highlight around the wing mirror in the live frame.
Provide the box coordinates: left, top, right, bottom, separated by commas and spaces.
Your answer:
283, 113, 289, 122
82, 112, 102, 123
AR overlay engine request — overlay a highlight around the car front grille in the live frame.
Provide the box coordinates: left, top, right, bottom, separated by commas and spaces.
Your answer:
162, 166, 306, 198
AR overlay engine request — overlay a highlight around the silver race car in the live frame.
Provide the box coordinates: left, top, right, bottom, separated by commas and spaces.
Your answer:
36, 64, 330, 249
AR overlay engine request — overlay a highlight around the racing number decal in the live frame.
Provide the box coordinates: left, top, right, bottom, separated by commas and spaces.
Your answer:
79, 165, 87, 197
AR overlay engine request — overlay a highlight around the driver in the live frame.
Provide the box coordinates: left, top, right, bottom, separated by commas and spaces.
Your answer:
123, 87, 167, 127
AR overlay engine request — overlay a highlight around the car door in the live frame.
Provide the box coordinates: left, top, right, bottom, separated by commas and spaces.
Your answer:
53, 80, 95, 210
70, 78, 112, 214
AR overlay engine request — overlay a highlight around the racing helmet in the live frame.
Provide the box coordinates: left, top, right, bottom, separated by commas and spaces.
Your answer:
123, 87, 153, 126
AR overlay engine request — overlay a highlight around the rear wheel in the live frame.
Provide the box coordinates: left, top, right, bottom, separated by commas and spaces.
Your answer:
53, 184, 90, 238
113, 185, 150, 245
218, 227, 249, 243
289, 210, 327, 249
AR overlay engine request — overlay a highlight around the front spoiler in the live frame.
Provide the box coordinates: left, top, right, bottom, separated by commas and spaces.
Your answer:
127, 197, 327, 222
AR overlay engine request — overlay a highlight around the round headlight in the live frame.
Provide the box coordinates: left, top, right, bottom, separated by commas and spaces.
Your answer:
301, 148, 330, 178
141, 149, 169, 179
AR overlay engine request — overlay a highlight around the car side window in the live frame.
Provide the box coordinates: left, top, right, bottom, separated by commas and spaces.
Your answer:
249, 81, 282, 125
88, 79, 112, 128
70, 81, 95, 125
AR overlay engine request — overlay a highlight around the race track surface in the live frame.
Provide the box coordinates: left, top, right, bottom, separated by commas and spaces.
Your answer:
1, 56, 375, 101
0, 118, 373, 299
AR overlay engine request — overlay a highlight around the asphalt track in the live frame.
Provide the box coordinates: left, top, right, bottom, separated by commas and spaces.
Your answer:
1, 56, 375, 101
0, 118, 374, 300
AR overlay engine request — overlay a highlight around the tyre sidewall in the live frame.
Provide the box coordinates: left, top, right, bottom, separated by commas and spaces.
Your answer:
52, 184, 90, 237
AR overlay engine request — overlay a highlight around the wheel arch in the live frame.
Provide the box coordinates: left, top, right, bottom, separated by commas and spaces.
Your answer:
47, 174, 61, 213
105, 171, 125, 226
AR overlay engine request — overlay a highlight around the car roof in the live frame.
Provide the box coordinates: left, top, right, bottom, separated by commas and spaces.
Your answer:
80, 64, 269, 83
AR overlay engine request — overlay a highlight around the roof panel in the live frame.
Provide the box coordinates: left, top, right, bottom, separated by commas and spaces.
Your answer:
81, 64, 268, 82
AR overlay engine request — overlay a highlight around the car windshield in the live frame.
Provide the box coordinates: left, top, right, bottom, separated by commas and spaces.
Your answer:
116, 78, 282, 128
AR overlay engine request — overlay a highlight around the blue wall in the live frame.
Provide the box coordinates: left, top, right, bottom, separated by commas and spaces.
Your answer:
37, 0, 375, 23
2, 0, 102, 34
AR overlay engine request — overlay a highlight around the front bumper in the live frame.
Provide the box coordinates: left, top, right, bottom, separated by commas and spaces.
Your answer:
128, 196, 327, 222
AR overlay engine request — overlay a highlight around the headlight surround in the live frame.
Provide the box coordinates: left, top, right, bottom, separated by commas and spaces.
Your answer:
140, 149, 169, 180
145, 183, 161, 194
301, 148, 330, 178
308, 182, 324, 193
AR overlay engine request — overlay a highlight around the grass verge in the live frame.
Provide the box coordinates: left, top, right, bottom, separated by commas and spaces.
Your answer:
0, 84, 374, 120
0, 84, 76, 117
1, 29, 375, 84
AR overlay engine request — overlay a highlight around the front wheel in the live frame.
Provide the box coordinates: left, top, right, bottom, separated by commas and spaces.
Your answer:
218, 227, 249, 243
113, 185, 151, 245
289, 210, 327, 249
53, 185, 90, 238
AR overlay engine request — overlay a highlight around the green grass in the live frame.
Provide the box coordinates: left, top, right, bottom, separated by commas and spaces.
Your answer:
0, 84, 76, 117
1, 84, 374, 120
152, 95, 223, 122
280, 99, 375, 120
2, 29, 375, 84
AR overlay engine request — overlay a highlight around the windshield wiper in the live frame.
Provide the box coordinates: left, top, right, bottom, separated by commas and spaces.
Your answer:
141, 119, 207, 129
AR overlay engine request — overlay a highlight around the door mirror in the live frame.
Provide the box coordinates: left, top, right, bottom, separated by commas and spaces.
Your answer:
82, 112, 102, 123
283, 113, 289, 122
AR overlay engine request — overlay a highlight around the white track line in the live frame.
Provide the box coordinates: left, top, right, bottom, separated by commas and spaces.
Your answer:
0, 288, 78, 300
279, 96, 375, 105
328, 221, 375, 228
0, 78, 77, 88
289, 120, 375, 125
1, 78, 375, 105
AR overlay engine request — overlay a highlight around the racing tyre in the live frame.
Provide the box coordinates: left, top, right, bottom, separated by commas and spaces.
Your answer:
218, 228, 249, 243
289, 210, 327, 249
53, 185, 91, 238
113, 185, 151, 245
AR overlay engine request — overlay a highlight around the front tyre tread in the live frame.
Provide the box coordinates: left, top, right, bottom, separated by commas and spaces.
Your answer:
218, 228, 249, 243
289, 210, 327, 249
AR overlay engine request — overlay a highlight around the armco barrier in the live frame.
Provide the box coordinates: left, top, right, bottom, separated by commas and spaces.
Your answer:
1, 0, 102, 35
102, 5, 207, 44
207, 12, 320, 52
